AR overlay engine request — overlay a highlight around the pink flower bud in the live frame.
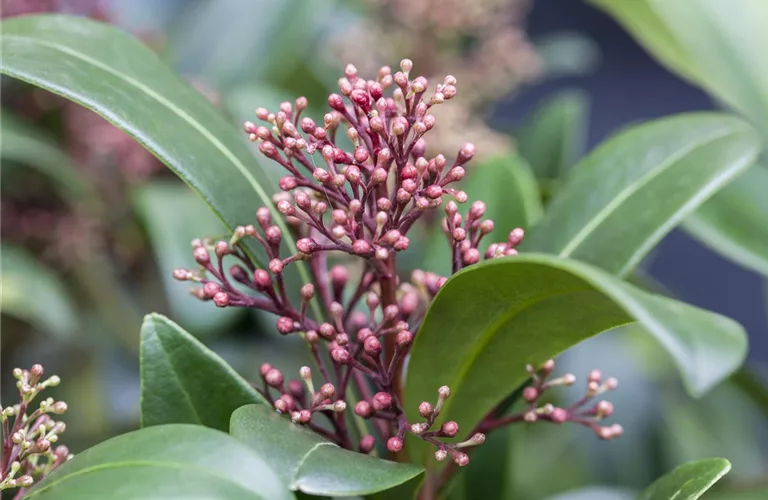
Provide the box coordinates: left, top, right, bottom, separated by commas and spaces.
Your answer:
454, 453, 470, 466
354, 147, 369, 164
260, 363, 273, 376
523, 386, 538, 402
357, 328, 373, 342
313, 168, 332, 184
396, 330, 413, 348
387, 437, 403, 452
446, 167, 465, 183
331, 348, 351, 364
277, 199, 295, 216
294, 191, 311, 210
268, 259, 284, 275
352, 239, 373, 256
301, 284, 315, 301
355, 401, 373, 418
213, 292, 230, 307
300, 117, 316, 133
193, 246, 210, 265
458, 143, 476, 163
550, 407, 568, 424
508, 227, 525, 247
277, 317, 295, 334
360, 435, 376, 453
328, 93, 346, 111
596, 400, 614, 417
259, 141, 278, 158
372, 392, 393, 411
480, 220, 495, 234
462, 248, 480, 265
364, 336, 382, 357
319, 383, 336, 399
296, 238, 317, 254
426, 185, 443, 199
265, 368, 284, 387
419, 401, 434, 418
372, 168, 388, 184
441, 421, 459, 437
394, 237, 410, 251
345, 165, 362, 184
452, 228, 466, 241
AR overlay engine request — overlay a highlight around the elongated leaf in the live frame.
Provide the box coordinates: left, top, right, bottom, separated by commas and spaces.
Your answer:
25, 424, 291, 500
423, 154, 543, 275
0, 15, 316, 300
133, 183, 243, 335
588, 0, 768, 139
683, 166, 768, 277
1, 245, 77, 338
0, 111, 94, 203
522, 113, 761, 277
516, 90, 590, 180
405, 254, 746, 455
230, 404, 423, 497
637, 458, 731, 500
140, 313, 266, 430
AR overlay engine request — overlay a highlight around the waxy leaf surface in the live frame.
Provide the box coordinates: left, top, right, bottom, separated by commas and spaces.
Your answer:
230, 404, 424, 497
140, 313, 266, 430
637, 458, 731, 500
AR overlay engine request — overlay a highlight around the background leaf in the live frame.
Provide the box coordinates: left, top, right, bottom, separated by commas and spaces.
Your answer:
25, 424, 291, 500
140, 313, 266, 430
682, 166, 768, 277
133, 182, 244, 335
423, 154, 543, 275
1, 245, 78, 338
230, 404, 423, 497
516, 89, 591, 181
405, 254, 747, 459
522, 113, 761, 277
0, 15, 317, 300
637, 458, 731, 500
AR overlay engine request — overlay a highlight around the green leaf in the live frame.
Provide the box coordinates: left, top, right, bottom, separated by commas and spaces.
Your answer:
516, 90, 590, 180
1, 245, 77, 338
25, 424, 292, 500
682, 165, 768, 277
0, 15, 317, 301
588, 0, 768, 139
405, 254, 746, 457
522, 113, 761, 277
423, 154, 543, 275
140, 313, 266, 430
133, 183, 244, 335
230, 404, 424, 497
637, 458, 731, 500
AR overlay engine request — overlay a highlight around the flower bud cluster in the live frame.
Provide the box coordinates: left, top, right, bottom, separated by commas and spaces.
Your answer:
1, 365, 72, 494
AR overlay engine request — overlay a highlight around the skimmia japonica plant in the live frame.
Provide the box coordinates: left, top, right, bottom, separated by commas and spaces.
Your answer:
2, 13, 760, 500
172, 59, 622, 466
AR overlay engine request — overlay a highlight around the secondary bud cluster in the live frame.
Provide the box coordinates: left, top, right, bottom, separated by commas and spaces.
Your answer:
477, 360, 622, 441
1, 365, 72, 494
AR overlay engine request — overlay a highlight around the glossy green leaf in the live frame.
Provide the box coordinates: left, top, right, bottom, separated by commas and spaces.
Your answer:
25, 424, 291, 500
637, 458, 731, 500
140, 313, 266, 430
522, 113, 761, 277
423, 154, 543, 275
1, 245, 77, 338
133, 183, 243, 335
405, 254, 746, 457
516, 89, 590, 180
0, 15, 316, 298
0, 111, 94, 203
588, 0, 768, 139
230, 404, 423, 496
683, 166, 768, 277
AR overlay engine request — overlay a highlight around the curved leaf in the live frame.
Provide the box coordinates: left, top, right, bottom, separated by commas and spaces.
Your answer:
516, 89, 591, 181
423, 154, 543, 275
683, 166, 768, 277
140, 313, 266, 430
637, 458, 731, 500
589, 0, 768, 139
230, 404, 423, 497
133, 183, 244, 335
522, 113, 761, 277
25, 424, 291, 500
405, 254, 746, 451
0, 15, 316, 302
1, 245, 77, 338
0, 111, 94, 203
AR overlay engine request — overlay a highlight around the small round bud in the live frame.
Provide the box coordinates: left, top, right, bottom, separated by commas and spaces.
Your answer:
193, 246, 210, 265
441, 421, 459, 437
331, 348, 351, 365
454, 452, 470, 467
372, 392, 393, 411
299, 366, 312, 381
480, 220, 495, 234
355, 401, 374, 418
213, 292, 230, 307
523, 386, 539, 403
274, 399, 289, 413
396, 330, 413, 348
438, 386, 451, 400
301, 283, 315, 301
364, 336, 382, 357
360, 435, 376, 453
203, 282, 221, 298
253, 269, 272, 289
418, 401, 434, 418
268, 259, 284, 275
604, 377, 619, 390
588, 370, 602, 384
17, 475, 34, 487
36, 438, 51, 452
296, 238, 317, 254
260, 363, 273, 376
387, 437, 403, 452
425, 185, 443, 199
352, 239, 373, 256
319, 323, 336, 339
550, 407, 568, 424
328, 93, 346, 112
458, 143, 476, 163
265, 368, 284, 387
411, 423, 428, 435
30, 364, 44, 380
288, 379, 305, 400
462, 248, 480, 265
357, 328, 374, 342
435, 449, 448, 462
333, 400, 347, 412
277, 316, 296, 334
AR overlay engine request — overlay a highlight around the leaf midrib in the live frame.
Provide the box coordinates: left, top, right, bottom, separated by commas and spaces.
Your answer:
557, 125, 744, 258
2, 33, 319, 315
25, 459, 263, 498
